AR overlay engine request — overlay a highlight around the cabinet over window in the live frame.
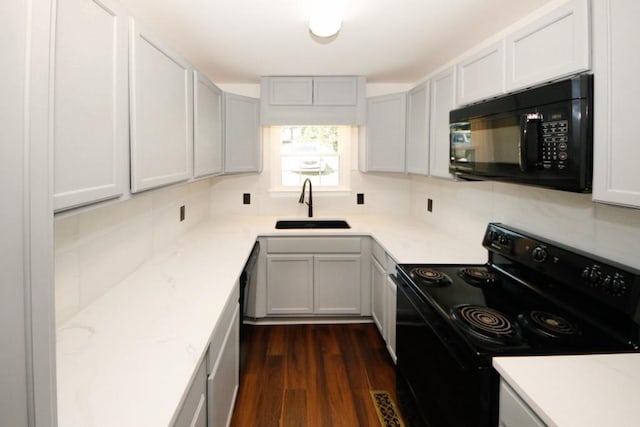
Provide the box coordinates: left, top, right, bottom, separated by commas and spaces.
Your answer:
260, 76, 366, 125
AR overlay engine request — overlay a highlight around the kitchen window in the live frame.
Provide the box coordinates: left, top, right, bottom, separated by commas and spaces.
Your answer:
269, 125, 352, 192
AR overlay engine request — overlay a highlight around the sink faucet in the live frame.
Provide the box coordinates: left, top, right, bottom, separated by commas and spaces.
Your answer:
298, 178, 313, 217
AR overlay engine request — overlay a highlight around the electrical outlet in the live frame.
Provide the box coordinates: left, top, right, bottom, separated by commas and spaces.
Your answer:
427, 198, 433, 213
180, 205, 186, 221
357, 193, 365, 205
243, 193, 251, 205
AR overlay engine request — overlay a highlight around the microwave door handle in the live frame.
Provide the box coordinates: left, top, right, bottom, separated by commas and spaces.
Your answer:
519, 113, 543, 171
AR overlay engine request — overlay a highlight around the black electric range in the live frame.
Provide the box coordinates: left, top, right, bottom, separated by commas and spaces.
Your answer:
394, 223, 640, 427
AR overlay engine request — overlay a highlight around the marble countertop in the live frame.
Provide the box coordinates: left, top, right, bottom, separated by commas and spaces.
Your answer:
494, 353, 640, 427
56, 215, 488, 427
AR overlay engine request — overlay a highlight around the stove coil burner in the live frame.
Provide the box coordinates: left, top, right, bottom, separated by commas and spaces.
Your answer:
453, 305, 520, 344
458, 267, 499, 286
519, 310, 578, 339
411, 268, 452, 286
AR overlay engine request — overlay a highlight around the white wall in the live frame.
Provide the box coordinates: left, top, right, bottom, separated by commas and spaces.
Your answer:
410, 176, 640, 269
54, 179, 212, 324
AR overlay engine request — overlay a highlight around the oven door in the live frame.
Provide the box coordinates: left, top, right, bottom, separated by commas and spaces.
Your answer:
395, 275, 497, 427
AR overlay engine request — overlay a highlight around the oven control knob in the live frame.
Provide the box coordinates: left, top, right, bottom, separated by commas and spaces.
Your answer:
612, 276, 627, 297
581, 267, 591, 280
601, 275, 612, 294
589, 267, 602, 284
499, 234, 509, 245
532, 246, 548, 263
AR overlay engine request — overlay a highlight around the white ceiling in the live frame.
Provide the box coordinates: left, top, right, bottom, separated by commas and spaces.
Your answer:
119, 0, 556, 84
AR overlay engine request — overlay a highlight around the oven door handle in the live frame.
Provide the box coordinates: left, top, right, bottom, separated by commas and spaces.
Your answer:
395, 277, 472, 371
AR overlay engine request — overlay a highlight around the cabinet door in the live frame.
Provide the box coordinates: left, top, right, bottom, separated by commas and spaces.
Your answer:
129, 20, 193, 193
429, 67, 456, 179
592, 0, 640, 209
371, 255, 386, 335
505, 0, 590, 92
457, 41, 505, 105
499, 380, 545, 427
266, 255, 314, 314
268, 77, 313, 105
53, 0, 129, 211
208, 305, 239, 427
313, 77, 358, 106
364, 93, 407, 172
224, 93, 261, 173
406, 82, 430, 175
314, 255, 361, 315
193, 70, 223, 178
173, 356, 207, 427
385, 275, 397, 363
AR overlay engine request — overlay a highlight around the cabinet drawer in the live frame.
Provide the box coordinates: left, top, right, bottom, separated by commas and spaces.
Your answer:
266, 237, 361, 254
371, 239, 386, 265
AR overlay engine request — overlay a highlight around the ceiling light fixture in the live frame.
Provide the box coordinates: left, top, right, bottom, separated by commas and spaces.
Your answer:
309, 0, 344, 38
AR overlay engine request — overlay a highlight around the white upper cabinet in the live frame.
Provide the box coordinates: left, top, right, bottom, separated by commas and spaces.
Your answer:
193, 70, 223, 179
362, 93, 407, 173
592, 0, 640, 209
268, 77, 314, 105
429, 67, 456, 179
129, 20, 193, 193
53, 0, 129, 211
457, 41, 505, 106
406, 82, 430, 175
260, 76, 366, 125
312, 77, 359, 106
223, 93, 261, 174
505, 0, 590, 92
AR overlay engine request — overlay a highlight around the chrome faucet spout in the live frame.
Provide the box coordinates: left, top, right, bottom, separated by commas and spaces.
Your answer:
299, 178, 313, 217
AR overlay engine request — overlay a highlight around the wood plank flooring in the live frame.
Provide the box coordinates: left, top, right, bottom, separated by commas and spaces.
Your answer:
230, 323, 399, 427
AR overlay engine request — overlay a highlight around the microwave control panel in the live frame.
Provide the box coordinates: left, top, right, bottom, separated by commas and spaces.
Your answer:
541, 119, 569, 170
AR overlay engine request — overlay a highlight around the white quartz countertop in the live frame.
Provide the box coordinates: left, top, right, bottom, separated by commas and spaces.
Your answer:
56, 215, 487, 427
493, 353, 640, 427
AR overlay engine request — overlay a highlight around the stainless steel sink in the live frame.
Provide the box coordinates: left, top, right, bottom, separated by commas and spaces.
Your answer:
275, 219, 351, 229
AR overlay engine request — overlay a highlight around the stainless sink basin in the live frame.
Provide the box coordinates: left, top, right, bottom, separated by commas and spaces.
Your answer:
275, 219, 351, 229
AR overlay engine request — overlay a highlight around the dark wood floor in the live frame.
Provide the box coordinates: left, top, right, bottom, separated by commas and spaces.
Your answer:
230, 323, 399, 427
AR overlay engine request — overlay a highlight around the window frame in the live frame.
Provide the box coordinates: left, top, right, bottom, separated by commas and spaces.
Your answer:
268, 125, 352, 193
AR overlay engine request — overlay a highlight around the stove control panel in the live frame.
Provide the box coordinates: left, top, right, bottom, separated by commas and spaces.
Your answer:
581, 265, 630, 297
483, 223, 640, 314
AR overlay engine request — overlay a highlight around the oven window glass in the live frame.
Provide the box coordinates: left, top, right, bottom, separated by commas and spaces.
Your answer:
451, 114, 520, 165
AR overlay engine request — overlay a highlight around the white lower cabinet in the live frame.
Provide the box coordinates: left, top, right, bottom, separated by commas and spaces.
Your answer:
314, 255, 361, 315
264, 237, 363, 316
208, 305, 240, 427
173, 356, 207, 427
385, 274, 397, 362
371, 254, 386, 334
266, 255, 314, 315
499, 380, 545, 427
173, 294, 239, 427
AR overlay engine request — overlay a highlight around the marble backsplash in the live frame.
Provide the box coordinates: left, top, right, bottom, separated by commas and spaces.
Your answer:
54, 179, 212, 325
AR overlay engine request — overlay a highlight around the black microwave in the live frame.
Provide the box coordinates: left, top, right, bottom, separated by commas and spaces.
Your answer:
449, 74, 593, 192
